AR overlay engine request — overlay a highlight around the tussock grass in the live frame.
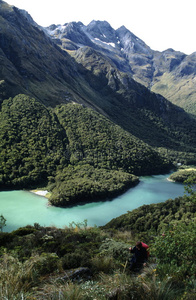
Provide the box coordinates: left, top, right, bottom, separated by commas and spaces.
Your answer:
0, 253, 38, 299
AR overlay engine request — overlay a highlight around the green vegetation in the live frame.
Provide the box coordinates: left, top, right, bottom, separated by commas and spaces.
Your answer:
0, 94, 172, 206
0, 10, 195, 298
0, 93, 195, 208
102, 195, 196, 234
151, 72, 196, 115
169, 169, 196, 205
54, 103, 171, 176
49, 164, 138, 206
169, 168, 196, 183
0, 94, 68, 189
153, 221, 196, 284
0, 215, 6, 232
0, 190, 195, 299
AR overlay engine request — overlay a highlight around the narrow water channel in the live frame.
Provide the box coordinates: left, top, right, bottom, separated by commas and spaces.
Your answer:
0, 174, 184, 232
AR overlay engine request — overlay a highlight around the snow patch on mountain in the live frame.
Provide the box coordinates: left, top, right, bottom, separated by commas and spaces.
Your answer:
94, 38, 116, 48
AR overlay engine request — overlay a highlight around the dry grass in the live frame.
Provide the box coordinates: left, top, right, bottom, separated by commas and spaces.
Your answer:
0, 253, 38, 299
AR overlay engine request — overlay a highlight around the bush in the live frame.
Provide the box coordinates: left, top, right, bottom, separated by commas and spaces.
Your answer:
99, 238, 130, 263
91, 255, 115, 273
61, 252, 89, 269
0, 232, 14, 246
12, 226, 37, 236
30, 253, 59, 276
153, 221, 196, 282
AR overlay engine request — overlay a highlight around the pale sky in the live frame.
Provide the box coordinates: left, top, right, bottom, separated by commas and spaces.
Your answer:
6, 0, 196, 54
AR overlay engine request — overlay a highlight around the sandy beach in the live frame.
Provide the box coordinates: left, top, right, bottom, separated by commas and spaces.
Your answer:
30, 190, 49, 197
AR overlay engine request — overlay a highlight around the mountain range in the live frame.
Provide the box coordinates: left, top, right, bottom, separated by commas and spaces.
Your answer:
45, 20, 196, 115
0, 0, 195, 205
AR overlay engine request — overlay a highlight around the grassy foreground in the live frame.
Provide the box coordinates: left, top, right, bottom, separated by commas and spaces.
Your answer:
0, 191, 195, 300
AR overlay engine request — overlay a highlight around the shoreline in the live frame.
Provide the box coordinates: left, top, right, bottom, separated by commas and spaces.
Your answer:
167, 177, 175, 182
30, 190, 49, 197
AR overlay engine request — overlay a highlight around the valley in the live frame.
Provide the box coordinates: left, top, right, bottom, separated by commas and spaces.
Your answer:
0, 1, 195, 299
0, 0, 195, 206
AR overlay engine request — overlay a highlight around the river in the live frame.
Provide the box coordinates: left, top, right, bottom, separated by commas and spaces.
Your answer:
0, 174, 184, 232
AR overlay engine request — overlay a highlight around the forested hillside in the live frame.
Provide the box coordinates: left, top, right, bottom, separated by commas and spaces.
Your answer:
49, 103, 171, 206
102, 195, 195, 233
0, 94, 172, 206
0, 95, 68, 188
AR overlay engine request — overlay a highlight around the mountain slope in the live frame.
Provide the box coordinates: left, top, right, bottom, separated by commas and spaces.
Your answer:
46, 20, 196, 114
0, 94, 172, 206
0, 1, 96, 106
151, 50, 196, 114
103, 195, 196, 232
0, 94, 68, 188
0, 1, 195, 164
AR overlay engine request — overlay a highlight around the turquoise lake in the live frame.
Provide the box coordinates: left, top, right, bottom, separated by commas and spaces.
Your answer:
0, 174, 184, 232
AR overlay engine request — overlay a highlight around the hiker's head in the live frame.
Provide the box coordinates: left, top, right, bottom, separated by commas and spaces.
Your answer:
136, 241, 142, 250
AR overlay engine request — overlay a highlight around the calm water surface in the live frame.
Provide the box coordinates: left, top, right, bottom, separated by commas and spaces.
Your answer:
0, 174, 184, 232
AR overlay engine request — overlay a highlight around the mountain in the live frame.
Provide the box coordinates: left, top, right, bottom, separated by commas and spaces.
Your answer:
0, 1, 91, 106
0, 1, 196, 203
0, 1, 195, 153
46, 20, 196, 114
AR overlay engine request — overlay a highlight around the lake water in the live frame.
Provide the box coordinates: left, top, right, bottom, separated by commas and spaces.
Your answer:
0, 174, 184, 232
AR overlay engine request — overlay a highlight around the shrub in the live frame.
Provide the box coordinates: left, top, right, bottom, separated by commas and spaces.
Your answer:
30, 253, 59, 276
91, 255, 115, 273
61, 252, 89, 269
0, 232, 14, 246
99, 238, 130, 263
153, 221, 196, 282
12, 226, 37, 236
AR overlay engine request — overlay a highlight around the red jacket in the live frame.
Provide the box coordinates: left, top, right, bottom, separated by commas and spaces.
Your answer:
141, 242, 149, 257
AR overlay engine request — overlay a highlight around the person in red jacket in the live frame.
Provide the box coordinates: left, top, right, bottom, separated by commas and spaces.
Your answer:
129, 241, 149, 272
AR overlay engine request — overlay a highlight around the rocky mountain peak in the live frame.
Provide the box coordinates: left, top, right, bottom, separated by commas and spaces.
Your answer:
85, 20, 118, 43
45, 21, 94, 50
44, 18, 196, 113
116, 25, 152, 57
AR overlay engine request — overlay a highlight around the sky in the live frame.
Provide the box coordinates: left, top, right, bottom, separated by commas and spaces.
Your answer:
6, 0, 196, 54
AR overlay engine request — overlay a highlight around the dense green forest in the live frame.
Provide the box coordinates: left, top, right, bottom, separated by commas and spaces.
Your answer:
169, 168, 196, 183
102, 194, 195, 234
0, 94, 173, 206
0, 188, 195, 299
0, 95, 68, 188
48, 164, 138, 206
54, 103, 170, 175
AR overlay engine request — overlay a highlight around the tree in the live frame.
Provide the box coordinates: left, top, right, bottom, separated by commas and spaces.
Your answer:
184, 173, 196, 203
0, 214, 6, 232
